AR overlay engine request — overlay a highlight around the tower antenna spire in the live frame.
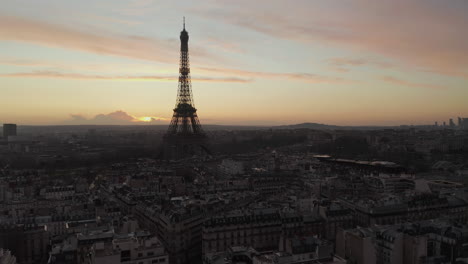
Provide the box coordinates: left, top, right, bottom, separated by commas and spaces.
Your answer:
183, 16, 185, 30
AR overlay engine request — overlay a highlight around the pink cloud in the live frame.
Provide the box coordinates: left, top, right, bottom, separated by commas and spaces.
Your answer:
327, 57, 394, 72
0, 70, 251, 83
0, 15, 219, 64
380, 76, 446, 90
199, 0, 468, 78
197, 67, 354, 84
0, 62, 351, 84
0, 14, 355, 85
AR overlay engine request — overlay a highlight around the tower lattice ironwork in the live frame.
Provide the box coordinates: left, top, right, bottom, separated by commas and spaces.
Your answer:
164, 18, 209, 160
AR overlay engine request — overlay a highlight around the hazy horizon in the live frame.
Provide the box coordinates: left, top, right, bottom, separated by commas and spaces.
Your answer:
0, 119, 441, 128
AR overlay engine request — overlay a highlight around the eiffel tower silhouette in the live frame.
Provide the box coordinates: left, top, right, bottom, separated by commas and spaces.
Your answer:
163, 18, 209, 160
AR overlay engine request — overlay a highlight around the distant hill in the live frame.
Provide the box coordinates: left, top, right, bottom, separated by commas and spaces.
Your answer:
271, 122, 423, 130
273, 122, 342, 130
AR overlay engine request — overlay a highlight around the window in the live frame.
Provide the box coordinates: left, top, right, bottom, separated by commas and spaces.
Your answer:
148, 251, 154, 256
138, 253, 143, 257
121, 250, 131, 262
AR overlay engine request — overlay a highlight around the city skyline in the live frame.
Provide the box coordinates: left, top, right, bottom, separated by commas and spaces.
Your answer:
1, 0, 468, 126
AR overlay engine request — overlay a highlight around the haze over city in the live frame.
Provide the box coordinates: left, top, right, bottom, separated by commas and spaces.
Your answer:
1, 0, 467, 126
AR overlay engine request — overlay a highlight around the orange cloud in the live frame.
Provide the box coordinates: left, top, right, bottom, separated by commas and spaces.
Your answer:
66, 110, 168, 125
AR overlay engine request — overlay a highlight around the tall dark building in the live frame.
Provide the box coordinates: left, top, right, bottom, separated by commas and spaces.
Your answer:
449, 118, 455, 128
2, 123, 17, 140
163, 19, 209, 160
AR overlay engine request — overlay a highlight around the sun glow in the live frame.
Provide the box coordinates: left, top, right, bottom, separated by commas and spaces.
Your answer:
135, 116, 168, 122
138, 116, 153, 122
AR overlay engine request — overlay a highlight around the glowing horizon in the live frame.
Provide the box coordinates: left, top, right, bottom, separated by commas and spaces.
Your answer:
1, 0, 467, 126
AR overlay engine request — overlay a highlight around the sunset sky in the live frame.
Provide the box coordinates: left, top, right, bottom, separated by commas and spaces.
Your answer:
1, 0, 467, 126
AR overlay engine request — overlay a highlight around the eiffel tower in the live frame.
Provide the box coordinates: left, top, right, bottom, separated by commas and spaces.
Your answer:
163, 18, 209, 160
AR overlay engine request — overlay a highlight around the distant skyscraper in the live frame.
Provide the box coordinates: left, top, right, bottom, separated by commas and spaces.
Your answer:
2, 124, 17, 140
435, 121, 438, 127
163, 18, 209, 160
443, 121, 446, 126
462, 118, 468, 130
458, 117, 462, 127
449, 118, 455, 127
